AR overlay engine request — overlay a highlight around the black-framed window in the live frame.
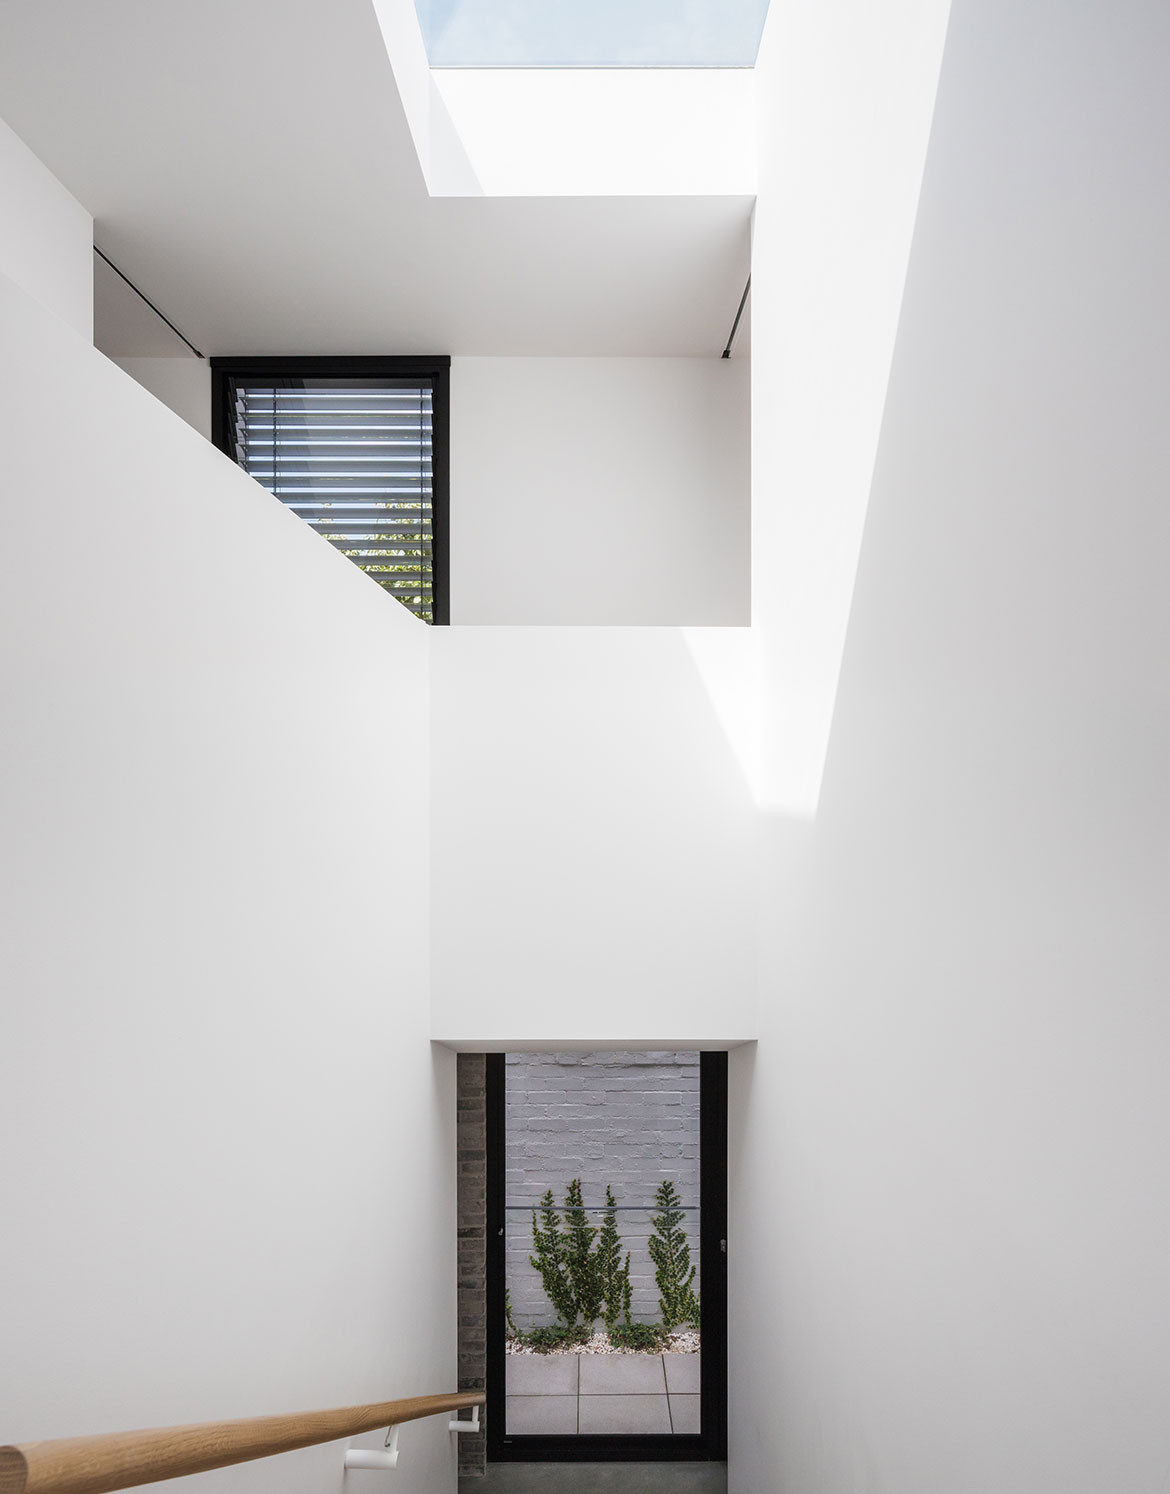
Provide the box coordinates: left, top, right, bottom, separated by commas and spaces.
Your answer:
211, 357, 449, 625
486, 1052, 727, 1463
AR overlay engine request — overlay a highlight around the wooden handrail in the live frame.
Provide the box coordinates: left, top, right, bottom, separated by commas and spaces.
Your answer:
0, 1392, 484, 1494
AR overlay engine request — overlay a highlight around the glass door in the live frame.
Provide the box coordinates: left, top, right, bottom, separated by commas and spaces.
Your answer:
486, 1051, 726, 1462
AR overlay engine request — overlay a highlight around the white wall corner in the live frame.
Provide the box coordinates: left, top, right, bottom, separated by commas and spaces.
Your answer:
0, 112, 92, 339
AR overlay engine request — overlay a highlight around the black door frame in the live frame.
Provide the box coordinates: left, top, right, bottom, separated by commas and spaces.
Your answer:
486, 1051, 727, 1463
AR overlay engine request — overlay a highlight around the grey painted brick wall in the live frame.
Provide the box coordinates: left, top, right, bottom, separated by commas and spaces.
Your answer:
505, 1051, 700, 1329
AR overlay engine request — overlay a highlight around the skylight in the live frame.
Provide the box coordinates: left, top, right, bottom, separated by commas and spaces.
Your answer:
413, 0, 772, 68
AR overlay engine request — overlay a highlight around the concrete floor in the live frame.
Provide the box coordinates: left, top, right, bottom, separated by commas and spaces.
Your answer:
462, 1464, 727, 1494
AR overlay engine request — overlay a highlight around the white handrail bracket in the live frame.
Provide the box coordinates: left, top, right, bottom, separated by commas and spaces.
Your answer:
344, 1426, 400, 1472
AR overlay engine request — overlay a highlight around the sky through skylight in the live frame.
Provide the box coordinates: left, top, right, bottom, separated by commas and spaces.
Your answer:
414, 0, 771, 67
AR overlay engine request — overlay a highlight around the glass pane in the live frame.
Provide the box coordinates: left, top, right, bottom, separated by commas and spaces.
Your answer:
503, 1051, 701, 1437
415, 0, 771, 68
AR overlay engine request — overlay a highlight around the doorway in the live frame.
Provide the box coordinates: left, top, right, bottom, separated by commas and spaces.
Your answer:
486, 1051, 727, 1463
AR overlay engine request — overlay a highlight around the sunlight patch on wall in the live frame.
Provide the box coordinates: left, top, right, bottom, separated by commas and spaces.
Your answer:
750, 0, 954, 820
681, 626, 763, 805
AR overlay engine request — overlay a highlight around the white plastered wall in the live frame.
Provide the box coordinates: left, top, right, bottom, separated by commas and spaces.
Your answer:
450, 356, 750, 626
0, 260, 456, 1494
87, 352, 751, 629
734, 1, 1170, 1490
0, 113, 91, 338
429, 625, 758, 1047
111, 356, 212, 439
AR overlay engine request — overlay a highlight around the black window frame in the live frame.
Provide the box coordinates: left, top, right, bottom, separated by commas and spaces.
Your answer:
210, 355, 450, 626
485, 1051, 728, 1464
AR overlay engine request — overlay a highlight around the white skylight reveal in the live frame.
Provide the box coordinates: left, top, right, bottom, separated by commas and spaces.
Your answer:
414, 0, 771, 68
374, 0, 757, 197
430, 68, 755, 196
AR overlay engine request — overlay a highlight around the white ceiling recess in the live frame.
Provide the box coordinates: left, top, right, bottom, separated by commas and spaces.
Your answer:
0, 0, 752, 357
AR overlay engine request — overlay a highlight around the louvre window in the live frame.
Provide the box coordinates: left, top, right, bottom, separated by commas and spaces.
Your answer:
211, 358, 449, 624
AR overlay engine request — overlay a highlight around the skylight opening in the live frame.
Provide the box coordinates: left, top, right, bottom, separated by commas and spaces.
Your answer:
413, 0, 771, 68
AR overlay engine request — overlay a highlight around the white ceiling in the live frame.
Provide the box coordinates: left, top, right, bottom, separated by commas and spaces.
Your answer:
0, 0, 753, 357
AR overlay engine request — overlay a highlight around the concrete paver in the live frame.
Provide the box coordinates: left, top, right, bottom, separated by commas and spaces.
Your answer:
664, 1353, 701, 1394
577, 1355, 668, 1395
668, 1394, 700, 1433
578, 1395, 672, 1434
507, 1356, 580, 1395
505, 1352, 702, 1437
505, 1395, 579, 1435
